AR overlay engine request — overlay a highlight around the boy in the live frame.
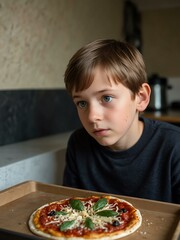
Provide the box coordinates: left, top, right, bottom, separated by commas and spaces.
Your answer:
63, 39, 180, 204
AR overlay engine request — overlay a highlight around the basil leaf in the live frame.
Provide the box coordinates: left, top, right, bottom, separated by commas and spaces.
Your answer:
85, 217, 94, 230
70, 199, 84, 211
93, 198, 107, 211
60, 220, 75, 231
56, 211, 68, 215
96, 210, 118, 217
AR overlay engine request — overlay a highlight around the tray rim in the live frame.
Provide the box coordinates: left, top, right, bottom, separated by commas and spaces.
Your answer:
0, 180, 179, 209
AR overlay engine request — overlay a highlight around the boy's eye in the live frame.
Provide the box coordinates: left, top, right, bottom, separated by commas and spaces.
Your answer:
102, 96, 112, 103
77, 101, 87, 109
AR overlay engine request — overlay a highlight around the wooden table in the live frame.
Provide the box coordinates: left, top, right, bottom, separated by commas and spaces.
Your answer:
143, 110, 180, 124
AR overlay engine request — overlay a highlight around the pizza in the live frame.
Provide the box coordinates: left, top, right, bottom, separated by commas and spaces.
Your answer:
28, 195, 142, 239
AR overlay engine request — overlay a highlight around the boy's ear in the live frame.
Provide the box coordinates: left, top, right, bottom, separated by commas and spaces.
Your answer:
136, 83, 151, 112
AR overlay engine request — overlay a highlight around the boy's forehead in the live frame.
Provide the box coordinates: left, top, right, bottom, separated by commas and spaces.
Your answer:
71, 66, 122, 97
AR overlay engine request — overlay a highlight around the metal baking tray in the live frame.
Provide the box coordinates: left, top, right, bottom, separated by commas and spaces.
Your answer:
0, 181, 179, 240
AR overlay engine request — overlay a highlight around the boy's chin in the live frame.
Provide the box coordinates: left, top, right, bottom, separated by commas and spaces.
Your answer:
95, 137, 116, 148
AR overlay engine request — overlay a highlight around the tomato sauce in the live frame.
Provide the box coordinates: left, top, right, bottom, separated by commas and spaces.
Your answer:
38, 197, 136, 236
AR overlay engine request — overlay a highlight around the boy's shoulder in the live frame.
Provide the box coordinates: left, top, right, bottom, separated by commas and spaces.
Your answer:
143, 116, 180, 140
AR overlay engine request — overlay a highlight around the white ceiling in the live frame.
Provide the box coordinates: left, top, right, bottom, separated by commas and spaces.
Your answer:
132, 0, 180, 10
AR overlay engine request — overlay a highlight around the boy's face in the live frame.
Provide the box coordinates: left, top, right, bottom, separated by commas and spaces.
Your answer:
72, 67, 145, 151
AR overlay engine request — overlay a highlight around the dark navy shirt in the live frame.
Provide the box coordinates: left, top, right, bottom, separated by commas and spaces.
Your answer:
63, 117, 180, 204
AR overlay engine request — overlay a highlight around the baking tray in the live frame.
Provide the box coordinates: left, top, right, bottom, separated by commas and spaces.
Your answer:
0, 181, 179, 240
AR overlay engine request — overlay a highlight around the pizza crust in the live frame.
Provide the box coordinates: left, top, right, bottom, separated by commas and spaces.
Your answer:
28, 196, 142, 240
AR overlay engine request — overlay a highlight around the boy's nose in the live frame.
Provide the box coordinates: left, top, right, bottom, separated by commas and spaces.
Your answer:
88, 105, 102, 123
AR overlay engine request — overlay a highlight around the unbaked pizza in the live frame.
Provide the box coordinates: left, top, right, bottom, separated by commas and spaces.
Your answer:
28, 195, 142, 239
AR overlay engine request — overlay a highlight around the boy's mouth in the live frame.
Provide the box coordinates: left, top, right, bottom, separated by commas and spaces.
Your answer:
93, 128, 109, 137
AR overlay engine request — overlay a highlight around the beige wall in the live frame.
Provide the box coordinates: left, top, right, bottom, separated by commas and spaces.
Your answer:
0, 0, 124, 90
142, 7, 180, 77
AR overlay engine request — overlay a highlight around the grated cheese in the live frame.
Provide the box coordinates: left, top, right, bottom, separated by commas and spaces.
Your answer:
45, 199, 124, 231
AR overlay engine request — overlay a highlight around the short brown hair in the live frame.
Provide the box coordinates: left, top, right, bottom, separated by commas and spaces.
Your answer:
64, 39, 147, 97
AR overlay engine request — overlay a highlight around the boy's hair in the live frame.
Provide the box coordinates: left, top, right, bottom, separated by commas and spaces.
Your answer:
64, 39, 147, 97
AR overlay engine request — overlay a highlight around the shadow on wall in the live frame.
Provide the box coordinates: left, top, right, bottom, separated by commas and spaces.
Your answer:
0, 89, 81, 146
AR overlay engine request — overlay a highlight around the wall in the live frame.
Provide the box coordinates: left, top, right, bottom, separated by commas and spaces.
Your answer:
142, 7, 180, 77
0, 89, 81, 145
0, 0, 124, 145
141, 7, 180, 105
0, 0, 124, 90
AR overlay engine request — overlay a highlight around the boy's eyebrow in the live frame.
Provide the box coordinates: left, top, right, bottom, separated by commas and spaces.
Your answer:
72, 94, 81, 100
72, 89, 116, 100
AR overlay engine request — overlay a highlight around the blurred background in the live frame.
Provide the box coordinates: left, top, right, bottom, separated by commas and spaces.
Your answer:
0, 0, 180, 145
